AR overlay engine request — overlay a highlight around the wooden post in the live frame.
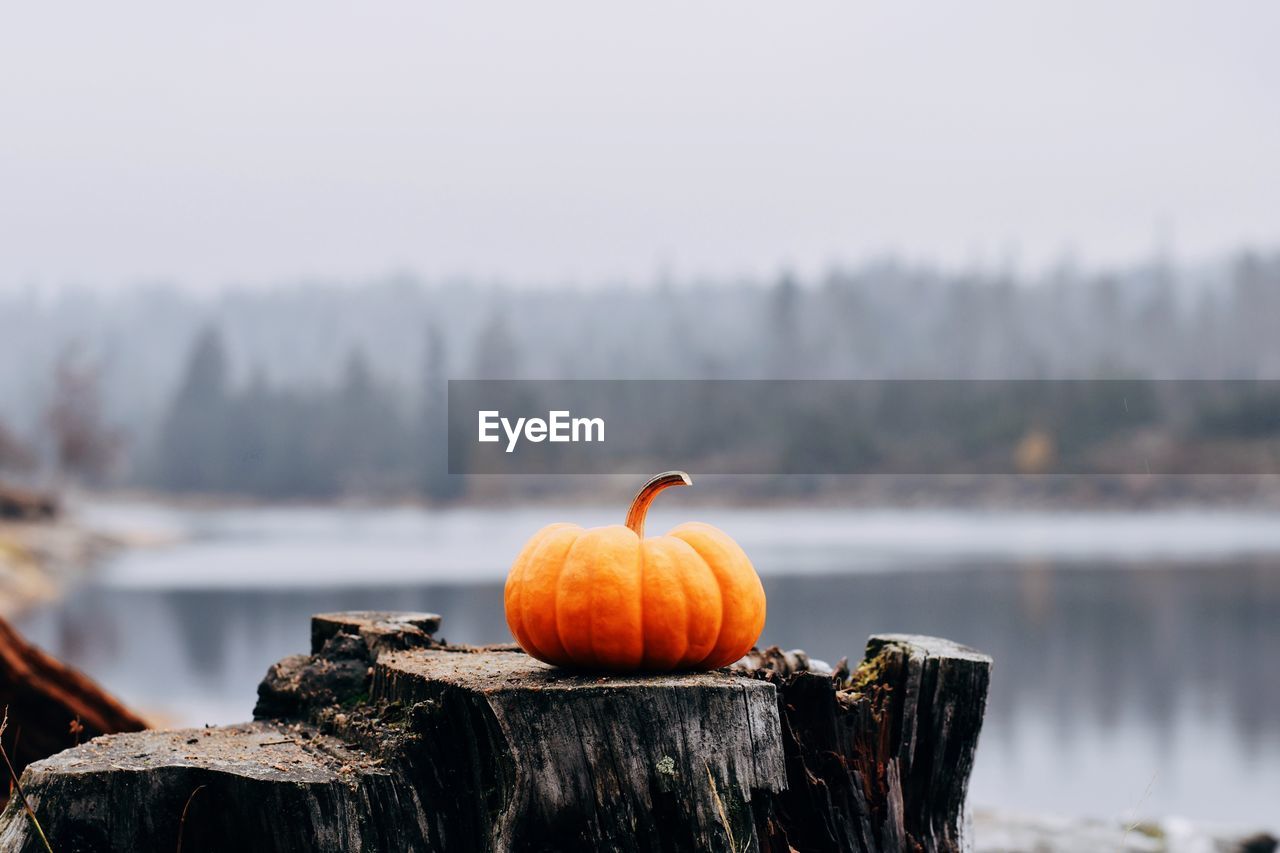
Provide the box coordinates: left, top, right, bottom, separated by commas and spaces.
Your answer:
0, 612, 992, 852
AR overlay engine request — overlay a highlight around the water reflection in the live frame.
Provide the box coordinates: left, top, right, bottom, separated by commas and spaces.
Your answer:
16, 556, 1280, 827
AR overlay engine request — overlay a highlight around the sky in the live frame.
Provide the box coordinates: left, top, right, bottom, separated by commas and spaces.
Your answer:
2, 2, 1279, 291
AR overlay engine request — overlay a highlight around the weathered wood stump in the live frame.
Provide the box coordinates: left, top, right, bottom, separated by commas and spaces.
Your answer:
0, 612, 991, 852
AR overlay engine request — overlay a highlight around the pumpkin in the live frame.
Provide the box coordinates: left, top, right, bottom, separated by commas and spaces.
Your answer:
504, 471, 766, 671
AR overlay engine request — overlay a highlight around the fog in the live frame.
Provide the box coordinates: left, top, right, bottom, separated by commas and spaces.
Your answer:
2, 255, 1279, 499
3, 2, 1279, 289
3, 4, 1279, 839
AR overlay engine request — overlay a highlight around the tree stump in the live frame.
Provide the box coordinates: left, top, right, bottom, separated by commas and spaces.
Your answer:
0, 612, 991, 852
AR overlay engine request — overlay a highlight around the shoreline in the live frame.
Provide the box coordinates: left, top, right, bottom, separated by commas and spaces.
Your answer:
75, 472, 1280, 514
0, 518, 122, 617
973, 809, 1277, 852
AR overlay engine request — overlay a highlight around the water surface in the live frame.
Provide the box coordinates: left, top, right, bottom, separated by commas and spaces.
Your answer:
17, 502, 1280, 828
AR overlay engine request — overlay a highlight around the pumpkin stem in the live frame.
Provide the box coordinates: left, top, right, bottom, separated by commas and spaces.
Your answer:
625, 471, 692, 538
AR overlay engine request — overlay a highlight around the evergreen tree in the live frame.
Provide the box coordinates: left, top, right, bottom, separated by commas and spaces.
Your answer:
418, 323, 463, 502
0, 417, 36, 477
330, 346, 405, 493
472, 308, 520, 380
767, 271, 801, 378
156, 325, 230, 491
45, 345, 121, 485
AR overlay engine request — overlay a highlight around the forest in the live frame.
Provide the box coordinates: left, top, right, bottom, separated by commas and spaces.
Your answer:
1, 249, 1278, 500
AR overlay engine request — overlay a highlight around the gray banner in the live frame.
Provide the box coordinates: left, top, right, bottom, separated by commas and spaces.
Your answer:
447, 380, 1280, 476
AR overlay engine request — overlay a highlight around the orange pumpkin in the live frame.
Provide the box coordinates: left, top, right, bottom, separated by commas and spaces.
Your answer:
504, 471, 766, 671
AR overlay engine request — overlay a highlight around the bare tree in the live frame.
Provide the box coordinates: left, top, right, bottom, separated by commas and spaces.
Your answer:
0, 418, 36, 477
44, 346, 121, 485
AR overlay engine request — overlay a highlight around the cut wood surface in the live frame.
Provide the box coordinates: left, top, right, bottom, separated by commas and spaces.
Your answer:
0, 611, 993, 852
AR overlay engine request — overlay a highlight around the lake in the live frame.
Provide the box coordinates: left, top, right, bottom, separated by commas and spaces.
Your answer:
15, 501, 1280, 830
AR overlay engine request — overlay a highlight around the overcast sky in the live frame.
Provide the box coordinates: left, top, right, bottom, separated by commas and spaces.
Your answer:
2, 2, 1278, 291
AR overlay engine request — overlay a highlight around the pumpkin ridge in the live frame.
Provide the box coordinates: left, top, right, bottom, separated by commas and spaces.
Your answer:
585, 534, 597, 668
668, 538, 721, 669
672, 540, 694, 669
505, 524, 551, 658
521, 525, 578, 665
671, 523, 764, 669
672, 531, 735, 670
555, 530, 600, 668
635, 532, 647, 668
586, 526, 645, 669
642, 537, 692, 670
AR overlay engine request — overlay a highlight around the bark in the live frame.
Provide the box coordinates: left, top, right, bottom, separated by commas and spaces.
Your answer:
0, 612, 991, 852
740, 635, 992, 852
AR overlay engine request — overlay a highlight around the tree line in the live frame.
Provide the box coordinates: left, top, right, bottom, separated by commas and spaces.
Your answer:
1, 249, 1278, 499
